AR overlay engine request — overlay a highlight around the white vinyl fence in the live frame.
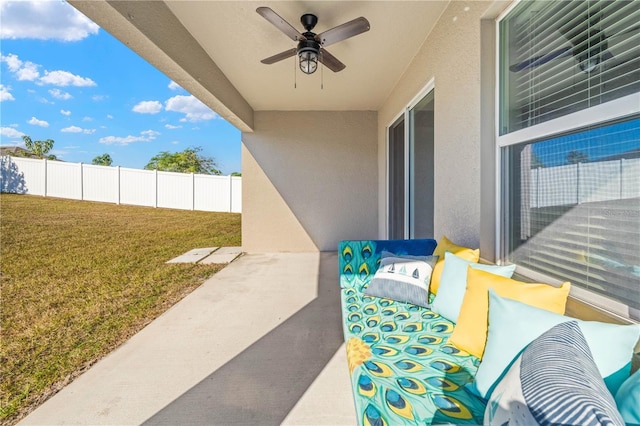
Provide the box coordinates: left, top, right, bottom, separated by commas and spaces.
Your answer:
0, 156, 241, 213
527, 158, 640, 208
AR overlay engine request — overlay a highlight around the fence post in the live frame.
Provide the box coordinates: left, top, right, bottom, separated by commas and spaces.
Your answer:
154, 169, 158, 208
116, 166, 121, 205
536, 167, 540, 208
43, 158, 47, 197
620, 158, 624, 199
576, 162, 580, 204
191, 173, 195, 211
229, 175, 233, 213
79, 162, 84, 200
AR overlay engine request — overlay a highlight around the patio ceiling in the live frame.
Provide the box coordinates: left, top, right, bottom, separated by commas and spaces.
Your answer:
69, 1, 450, 131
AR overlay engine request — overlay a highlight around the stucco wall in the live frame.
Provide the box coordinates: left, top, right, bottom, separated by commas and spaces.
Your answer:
242, 111, 378, 252
378, 1, 505, 255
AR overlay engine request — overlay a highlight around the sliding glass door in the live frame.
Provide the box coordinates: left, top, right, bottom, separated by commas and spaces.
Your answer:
388, 87, 435, 239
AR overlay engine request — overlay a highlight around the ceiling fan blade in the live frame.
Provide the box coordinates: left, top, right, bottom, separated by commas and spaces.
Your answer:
509, 46, 573, 72
319, 49, 346, 72
256, 7, 304, 42
261, 48, 297, 65
315, 17, 370, 47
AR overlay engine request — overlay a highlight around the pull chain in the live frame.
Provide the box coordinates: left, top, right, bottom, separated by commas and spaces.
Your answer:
321, 55, 324, 90
294, 56, 297, 89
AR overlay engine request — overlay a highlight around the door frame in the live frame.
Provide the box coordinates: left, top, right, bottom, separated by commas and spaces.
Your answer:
385, 78, 436, 239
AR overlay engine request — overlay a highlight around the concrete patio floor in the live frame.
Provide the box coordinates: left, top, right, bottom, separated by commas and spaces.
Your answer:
19, 252, 356, 425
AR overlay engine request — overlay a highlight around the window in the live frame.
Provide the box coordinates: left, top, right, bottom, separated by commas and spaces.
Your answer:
498, 0, 640, 320
387, 85, 435, 240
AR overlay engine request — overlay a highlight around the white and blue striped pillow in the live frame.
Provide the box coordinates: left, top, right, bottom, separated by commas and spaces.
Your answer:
484, 321, 624, 426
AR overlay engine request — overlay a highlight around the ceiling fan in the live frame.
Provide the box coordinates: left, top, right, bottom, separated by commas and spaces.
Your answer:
256, 7, 370, 75
509, 18, 640, 74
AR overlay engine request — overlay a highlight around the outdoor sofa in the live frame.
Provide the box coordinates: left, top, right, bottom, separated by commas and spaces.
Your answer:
339, 238, 640, 425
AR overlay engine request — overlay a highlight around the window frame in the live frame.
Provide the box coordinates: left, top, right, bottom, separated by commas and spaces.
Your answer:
494, 0, 640, 320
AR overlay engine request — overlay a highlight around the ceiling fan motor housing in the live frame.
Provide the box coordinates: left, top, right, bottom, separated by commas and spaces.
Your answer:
297, 35, 320, 54
301, 13, 318, 32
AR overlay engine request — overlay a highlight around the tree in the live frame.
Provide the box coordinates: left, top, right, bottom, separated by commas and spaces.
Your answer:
231, 172, 242, 177
530, 152, 545, 168
22, 135, 55, 159
144, 146, 221, 175
567, 150, 589, 164
92, 153, 113, 166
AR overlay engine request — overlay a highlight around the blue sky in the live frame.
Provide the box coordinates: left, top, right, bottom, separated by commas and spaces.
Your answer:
532, 117, 640, 167
0, 0, 241, 175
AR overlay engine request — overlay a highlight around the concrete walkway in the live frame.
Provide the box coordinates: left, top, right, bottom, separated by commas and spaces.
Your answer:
20, 252, 356, 425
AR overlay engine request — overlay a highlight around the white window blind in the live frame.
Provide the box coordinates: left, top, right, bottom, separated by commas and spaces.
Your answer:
500, 0, 640, 135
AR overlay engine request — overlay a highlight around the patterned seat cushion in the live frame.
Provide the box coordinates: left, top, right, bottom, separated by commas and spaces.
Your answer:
340, 239, 486, 425
342, 285, 486, 425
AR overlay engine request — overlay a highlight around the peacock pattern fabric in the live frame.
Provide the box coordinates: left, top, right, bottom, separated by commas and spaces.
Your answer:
339, 240, 487, 425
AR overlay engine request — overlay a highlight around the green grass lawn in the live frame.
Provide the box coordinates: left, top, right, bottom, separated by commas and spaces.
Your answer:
0, 194, 241, 424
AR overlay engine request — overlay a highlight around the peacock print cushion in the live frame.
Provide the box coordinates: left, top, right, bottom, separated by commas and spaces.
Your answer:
342, 284, 486, 425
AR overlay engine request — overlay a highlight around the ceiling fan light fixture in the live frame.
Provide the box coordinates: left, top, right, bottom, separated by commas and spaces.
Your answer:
578, 55, 600, 73
298, 48, 318, 74
297, 36, 320, 74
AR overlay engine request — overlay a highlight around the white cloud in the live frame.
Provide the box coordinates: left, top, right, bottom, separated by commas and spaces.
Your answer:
0, 84, 14, 101
60, 109, 71, 116
171, 141, 180, 145
92, 94, 106, 101
168, 81, 182, 91
82, 116, 93, 122
0, 52, 21, 71
0, 53, 40, 81
49, 88, 72, 100
141, 130, 160, 138
0, 1, 99, 41
16, 61, 39, 81
165, 95, 217, 122
106, 114, 113, 119
0, 126, 25, 139
99, 129, 160, 146
61, 125, 95, 134
2, 53, 94, 87
39, 70, 96, 87
165, 124, 182, 130
28, 116, 49, 127
133, 100, 162, 114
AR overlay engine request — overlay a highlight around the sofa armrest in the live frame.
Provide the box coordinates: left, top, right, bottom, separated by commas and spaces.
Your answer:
338, 238, 437, 289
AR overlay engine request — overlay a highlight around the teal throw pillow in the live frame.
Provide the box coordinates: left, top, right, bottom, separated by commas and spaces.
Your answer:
431, 252, 516, 323
616, 368, 640, 426
473, 290, 640, 399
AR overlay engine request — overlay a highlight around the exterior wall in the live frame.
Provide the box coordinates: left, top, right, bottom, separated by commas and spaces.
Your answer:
378, 1, 507, 257
242, 111, 378, 253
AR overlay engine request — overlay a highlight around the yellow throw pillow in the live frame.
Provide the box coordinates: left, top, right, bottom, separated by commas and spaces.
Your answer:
448, 267, 570, 359
430, 236, 479, 295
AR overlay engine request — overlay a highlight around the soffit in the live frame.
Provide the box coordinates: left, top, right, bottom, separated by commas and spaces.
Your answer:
163, 1, 450, 111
